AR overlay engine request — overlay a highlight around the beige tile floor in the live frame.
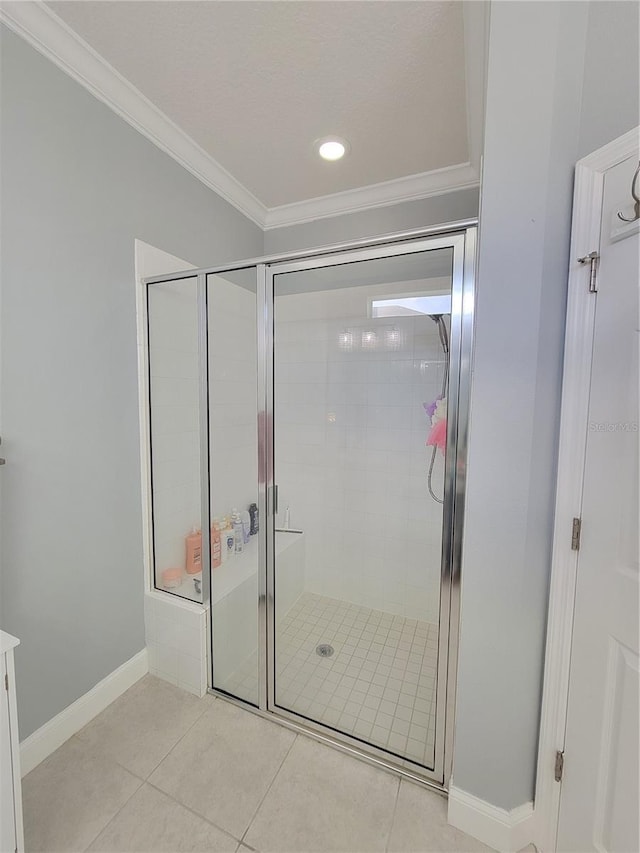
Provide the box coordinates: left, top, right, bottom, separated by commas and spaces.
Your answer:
22, 675, 494, 853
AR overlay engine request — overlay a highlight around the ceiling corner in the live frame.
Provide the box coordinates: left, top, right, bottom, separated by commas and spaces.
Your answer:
0, 0, 269, 228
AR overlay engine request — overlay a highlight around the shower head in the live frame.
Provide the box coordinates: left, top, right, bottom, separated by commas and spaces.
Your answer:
431, 313, 449, 355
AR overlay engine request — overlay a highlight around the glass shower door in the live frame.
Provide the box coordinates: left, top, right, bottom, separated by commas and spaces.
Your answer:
268, 238, 464, 777
208, 268, 260, 706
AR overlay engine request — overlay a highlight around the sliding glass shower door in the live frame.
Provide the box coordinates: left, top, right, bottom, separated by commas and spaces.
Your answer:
266, 233, 472, 781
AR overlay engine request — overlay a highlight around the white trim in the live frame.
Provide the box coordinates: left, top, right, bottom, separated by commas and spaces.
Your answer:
0, 1, 481, 230
0, 631, 20, 655
0, 1, 267, 227
146, 587, 206, 616
3, 639, 24, 852
576, 126, 640, 172
263, 163, 479, 229
533, 126, 639, 853
448, 786, 534, 853
19, 648, 148, 776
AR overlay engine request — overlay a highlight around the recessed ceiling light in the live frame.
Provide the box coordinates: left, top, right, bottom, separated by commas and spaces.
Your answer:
316, 136, 349, 161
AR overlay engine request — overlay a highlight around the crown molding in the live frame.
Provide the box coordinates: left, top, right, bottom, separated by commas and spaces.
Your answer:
0, 1, 268, 227
263, 163, 480, 230
1, 1, 482, 232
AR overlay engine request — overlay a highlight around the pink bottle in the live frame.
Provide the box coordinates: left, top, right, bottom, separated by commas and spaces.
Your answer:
185, 528, 202, 575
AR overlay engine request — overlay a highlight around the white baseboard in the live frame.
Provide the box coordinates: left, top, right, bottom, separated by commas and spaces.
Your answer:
20, 648, 148, 776
448, 785, 535, 853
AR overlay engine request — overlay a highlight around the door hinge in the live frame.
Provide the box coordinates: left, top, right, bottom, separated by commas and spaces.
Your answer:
554, 750, 564, 782
577, 251, 599, 293
571, 517, 581, 551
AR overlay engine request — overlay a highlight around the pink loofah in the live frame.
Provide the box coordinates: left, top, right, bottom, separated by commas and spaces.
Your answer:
426, 418, 447, 453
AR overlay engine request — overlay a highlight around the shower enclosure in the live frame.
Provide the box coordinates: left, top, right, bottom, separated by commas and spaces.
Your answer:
144, 221, 476, 787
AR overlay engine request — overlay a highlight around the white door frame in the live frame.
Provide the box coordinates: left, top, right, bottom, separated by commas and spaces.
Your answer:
533, 126, 639, 852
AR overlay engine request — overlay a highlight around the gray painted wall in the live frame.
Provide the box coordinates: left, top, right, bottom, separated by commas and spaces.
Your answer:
264, 0, 639, 813
453, 0, 638, 810
2, 0, 637, 809
263, 188, 480, 254
578, 1, 639, 158
0, 27, 262, 739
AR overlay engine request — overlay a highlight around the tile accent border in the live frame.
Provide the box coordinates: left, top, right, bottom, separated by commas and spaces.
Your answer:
19, 648, 148, 776
448, 786, 534, 853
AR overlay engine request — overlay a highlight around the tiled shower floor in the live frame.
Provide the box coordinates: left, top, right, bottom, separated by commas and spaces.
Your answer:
222, 592, 438, 769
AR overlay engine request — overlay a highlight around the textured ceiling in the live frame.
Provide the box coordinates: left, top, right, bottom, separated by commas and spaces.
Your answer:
48, 1, 470, 208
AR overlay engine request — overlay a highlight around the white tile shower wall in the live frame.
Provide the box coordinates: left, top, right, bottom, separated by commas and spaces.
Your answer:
144, 592, 207, 696
275, 282, 448, 622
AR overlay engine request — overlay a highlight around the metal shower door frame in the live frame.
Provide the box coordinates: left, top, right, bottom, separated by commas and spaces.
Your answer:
260, 226, 476, 789
143, 220, 476, 792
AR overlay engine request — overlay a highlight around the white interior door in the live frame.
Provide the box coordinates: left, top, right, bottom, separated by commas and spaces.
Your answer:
557, 154, 639, 851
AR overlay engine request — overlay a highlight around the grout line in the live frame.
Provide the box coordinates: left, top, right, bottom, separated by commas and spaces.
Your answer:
262, 592, 438, 766
80, 770, 145, 852
145, 778, 243, 847
239, 732, 299, 846
385, 775, 403, 853
78, 685, 217, 851
140, 690, 217, 782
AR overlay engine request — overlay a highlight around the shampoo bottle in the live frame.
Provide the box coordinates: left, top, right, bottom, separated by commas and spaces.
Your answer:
211, 519, 222, 569
249, 503, 259, 535
218, 517, 228, 564
232, 509, 244, 554
185, 527, 202, 575
223, 516, 235, 559
240, 510, 251, 544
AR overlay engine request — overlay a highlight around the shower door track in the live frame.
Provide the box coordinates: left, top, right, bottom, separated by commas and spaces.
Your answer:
144, 220, 476, 792
208, 686, 450, 796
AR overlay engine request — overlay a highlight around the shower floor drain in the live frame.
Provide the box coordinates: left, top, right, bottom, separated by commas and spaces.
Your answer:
316, 643, 334, 658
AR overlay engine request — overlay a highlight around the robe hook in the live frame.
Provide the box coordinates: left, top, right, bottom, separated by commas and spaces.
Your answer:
617, 160, 640, 223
